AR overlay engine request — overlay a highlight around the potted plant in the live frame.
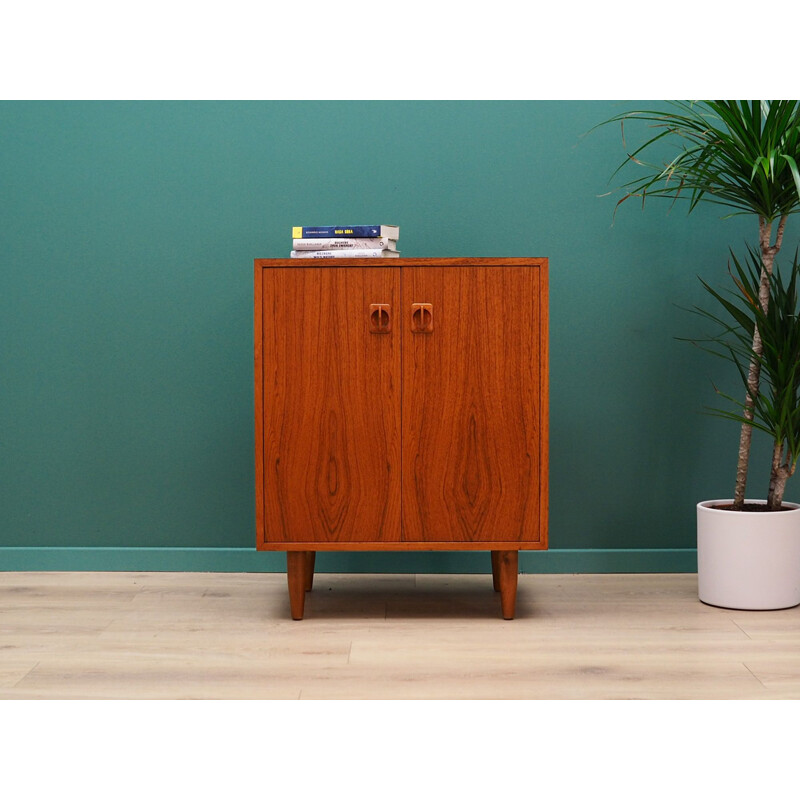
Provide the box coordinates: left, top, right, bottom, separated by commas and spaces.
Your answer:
600, 101, 800, 609
689, 247, 800, 609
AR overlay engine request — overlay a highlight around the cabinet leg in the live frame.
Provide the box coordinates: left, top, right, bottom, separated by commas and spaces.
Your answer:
287, 551, 309, 620
496, 550, 519, 620
490, 551, 501, 592
305, 551, 316, 592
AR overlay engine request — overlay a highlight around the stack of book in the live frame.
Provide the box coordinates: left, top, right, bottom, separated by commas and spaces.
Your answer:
290, 224, 400, 258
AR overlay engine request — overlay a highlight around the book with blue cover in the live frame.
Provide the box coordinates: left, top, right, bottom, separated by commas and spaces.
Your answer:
292, 224, 399, 239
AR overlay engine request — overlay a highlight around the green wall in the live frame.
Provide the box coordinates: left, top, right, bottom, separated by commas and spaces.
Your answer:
1, 100, 777, 572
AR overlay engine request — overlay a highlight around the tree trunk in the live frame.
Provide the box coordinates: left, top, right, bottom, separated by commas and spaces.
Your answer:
732, 215, 788, 508
768, 440, 795, 510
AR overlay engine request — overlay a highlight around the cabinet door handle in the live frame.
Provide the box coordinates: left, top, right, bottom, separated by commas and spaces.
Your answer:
411, 303, 433, 333
369, 303, 391, 333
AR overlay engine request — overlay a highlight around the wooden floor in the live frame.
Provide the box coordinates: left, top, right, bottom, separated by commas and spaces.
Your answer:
1, 570, 799, 699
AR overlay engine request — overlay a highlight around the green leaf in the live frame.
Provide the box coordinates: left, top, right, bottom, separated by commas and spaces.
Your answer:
598, 100, 800, 222
781, 153, 800, 199
683, 246, 800, 456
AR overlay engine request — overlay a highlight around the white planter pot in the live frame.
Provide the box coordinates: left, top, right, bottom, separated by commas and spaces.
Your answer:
697, 499, 800, 610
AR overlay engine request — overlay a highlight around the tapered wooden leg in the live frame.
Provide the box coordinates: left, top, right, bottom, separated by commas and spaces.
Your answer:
287, 551, 308, 620
305, 551, 316, 592
496, 550, 519, 620
491, 551, 501, 592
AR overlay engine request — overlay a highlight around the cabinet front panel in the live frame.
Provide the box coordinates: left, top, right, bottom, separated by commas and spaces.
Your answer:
259, 267, 402, 544
402, 266, 546, 544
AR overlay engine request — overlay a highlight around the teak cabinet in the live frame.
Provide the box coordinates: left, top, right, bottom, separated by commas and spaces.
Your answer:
254, 257, 548, 619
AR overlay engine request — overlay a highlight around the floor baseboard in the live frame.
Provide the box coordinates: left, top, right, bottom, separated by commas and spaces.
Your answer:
0, 547, 697, 573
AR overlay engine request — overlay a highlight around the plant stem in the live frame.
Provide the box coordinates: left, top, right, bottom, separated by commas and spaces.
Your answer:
732, 215, 788, 509
768, 441, 795, 510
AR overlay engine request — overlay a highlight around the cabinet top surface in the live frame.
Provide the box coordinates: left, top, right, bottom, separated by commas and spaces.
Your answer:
255, 257, 547, 268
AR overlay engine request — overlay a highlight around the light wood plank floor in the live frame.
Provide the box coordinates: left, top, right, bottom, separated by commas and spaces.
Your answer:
1, 571, 799, 699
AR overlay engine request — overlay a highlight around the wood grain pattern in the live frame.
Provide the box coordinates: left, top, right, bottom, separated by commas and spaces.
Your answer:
255, 258, 547, 618
538, 259, 550, 544
5, 572, 800, 699
257, 540, 532, 551
256, 258, 546, 269
401, 265, 545, 545
258, 267, 402, 546
496, 550, 519, 619
254, 263, 265, 552
286, 551, 308, 620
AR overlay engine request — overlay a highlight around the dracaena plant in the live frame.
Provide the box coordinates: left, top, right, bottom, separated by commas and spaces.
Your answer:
600, 100, 800, 509
687, 246, 800, 510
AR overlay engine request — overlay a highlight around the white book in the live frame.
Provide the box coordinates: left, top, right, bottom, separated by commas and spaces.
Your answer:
290, 249, 401, 259
292, 237, 397, 251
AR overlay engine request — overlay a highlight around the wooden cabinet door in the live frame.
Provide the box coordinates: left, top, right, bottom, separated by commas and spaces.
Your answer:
401, 265, 547, 546
258, 266, 401, 545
